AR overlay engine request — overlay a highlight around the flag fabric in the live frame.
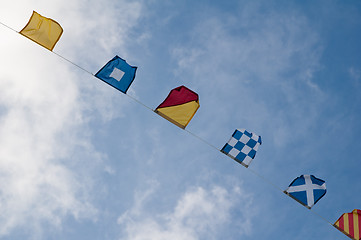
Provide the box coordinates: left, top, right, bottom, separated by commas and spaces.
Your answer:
284, 175, 326, 209
221, 129, 262, 168
154, 86, 199, 129
95, 56, 137, 94
334, 209, 361, 240
20, 11, 63, 51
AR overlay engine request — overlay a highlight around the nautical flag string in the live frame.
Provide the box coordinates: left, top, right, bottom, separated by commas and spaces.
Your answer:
0, 12, 351, 239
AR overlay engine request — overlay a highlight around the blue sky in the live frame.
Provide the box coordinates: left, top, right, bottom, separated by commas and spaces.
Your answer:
0, 1, 360, 239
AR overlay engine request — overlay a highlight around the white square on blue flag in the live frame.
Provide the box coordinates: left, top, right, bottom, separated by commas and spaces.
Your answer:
284, 175, 327, 209
221, 129, 262, 168
109, 67, 125, 81
95, 56, 137, 94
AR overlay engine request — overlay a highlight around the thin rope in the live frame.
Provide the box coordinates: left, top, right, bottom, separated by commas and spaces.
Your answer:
184, 128, 220, 151
0, 21, 18, 33
310, 208, 334, 226
0, 19, 337, 233
125, 94, 154, 112
52, 51, 94, 76
246, 166, 285, 192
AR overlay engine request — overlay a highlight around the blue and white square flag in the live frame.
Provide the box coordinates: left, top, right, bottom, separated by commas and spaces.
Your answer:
284, 175, 327, 209
221, 129, 262, 167
95, 56, 137, 94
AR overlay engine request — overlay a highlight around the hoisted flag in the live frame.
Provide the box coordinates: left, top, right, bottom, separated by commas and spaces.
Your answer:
155, 86, 199, 129
95, 56, 137, 94
284, 175, 326, 209
20, 11, 63, 51
334, 209, 361, 240
221, 129, 262, 168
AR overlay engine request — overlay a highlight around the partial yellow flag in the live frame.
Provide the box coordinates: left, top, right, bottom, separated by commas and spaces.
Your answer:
20, 11, 63, 51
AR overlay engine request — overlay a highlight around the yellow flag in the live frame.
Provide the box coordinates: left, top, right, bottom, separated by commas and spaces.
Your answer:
20, 11, 63, 51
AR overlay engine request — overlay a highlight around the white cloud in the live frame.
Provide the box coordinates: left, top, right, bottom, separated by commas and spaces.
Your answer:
117, 183, 254, 240
0, 0, 143, 238
0, 46, 97, 237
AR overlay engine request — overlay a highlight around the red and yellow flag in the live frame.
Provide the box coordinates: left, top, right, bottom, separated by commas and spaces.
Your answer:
155, 86, 199, 129
334, 209, 361, 240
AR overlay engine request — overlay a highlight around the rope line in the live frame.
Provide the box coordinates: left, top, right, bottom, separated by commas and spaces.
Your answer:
52, 51, 94, 76
310, 208, 334, 226
184, 128, 220, 151
0, 19, 337, 233
125, 93, 155, 112
0, 21, 18, 32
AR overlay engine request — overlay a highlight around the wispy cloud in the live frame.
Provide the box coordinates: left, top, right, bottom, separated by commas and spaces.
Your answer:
0, 53, 97, 237
171, 2, 324, 150
117, 182, 254, 240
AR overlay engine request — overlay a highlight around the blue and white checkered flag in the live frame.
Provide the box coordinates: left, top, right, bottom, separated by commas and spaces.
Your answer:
221, 129, 262, 167
284, 175, 327, 209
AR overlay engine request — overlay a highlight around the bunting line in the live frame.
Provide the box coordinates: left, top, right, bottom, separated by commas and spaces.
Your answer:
0, 20, 18, 32
52, 51, 94, 76
0, 18, 339, 237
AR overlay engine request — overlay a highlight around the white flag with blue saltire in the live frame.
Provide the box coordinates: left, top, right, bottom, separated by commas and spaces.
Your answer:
284, 174, 327, 209
221, 129, 262, 168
